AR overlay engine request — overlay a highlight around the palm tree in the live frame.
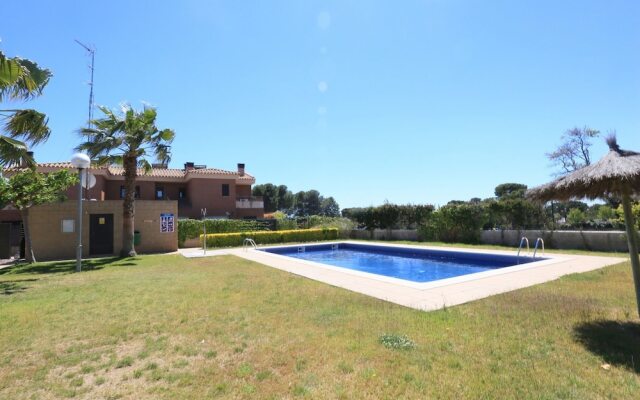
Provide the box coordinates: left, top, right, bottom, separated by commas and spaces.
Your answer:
0, 50, 53, 166
77, 104, 175, 257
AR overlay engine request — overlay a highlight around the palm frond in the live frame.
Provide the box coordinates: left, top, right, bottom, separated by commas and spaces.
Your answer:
138, 158, 152, 174
94, 154, 123, 167
0, 135, 33, 168
0, 51, 52, 101
3, 109, 51, 144
75, 102, 174, 173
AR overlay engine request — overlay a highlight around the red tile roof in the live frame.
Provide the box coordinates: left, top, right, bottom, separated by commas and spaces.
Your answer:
3, 162, 255, 182
106, 166, 187, 178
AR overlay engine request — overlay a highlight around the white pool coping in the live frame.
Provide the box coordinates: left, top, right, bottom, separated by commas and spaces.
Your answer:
180, 241, 627, 311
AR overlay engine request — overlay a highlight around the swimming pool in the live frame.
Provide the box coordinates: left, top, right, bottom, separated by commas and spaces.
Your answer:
260, 242, 543, 283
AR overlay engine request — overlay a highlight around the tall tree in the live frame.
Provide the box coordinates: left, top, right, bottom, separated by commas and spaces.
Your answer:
0, 50, 53, 167
252, 183, 281, 213
77, 104, 175, 257
546, 127, 600, 175
261, 184, 278, 212
0, 169, 77, 262
494, 183, 528, 199
277, 185, 293, 210
320, 196, 340, 217
293, 191, 307, 216
304, 190, 322, 216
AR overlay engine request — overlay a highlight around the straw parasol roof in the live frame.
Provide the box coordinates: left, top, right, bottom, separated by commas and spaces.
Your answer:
527, 134, 640, 318
527, 135, 640, 202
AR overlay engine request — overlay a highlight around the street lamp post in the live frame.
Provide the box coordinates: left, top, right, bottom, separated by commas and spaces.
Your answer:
202, 208, 207, 255
71, 153, 90, 272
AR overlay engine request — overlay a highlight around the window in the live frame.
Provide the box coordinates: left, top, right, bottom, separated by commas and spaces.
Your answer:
179, 188, 187, 200
61, 219, 75, 233
155, 185, 165, 200
222, 184, 230, 197
120, 185, 140, 199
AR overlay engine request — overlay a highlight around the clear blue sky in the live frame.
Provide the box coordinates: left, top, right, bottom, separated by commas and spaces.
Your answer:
3, 1, 639, 208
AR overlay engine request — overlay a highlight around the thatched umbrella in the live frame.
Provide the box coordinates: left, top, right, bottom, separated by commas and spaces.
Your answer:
527, 135, 640, 317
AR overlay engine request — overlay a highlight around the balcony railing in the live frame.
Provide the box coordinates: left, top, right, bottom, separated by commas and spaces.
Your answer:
236, 196, 264, 209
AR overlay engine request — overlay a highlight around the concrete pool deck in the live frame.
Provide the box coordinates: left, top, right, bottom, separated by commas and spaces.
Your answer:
179, 241, 626, 311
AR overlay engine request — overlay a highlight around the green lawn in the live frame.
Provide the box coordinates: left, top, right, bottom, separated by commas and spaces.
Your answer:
0, 247, 638, 399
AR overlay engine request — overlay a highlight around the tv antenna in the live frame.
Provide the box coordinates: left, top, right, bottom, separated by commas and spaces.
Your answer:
74, 39, 95, 127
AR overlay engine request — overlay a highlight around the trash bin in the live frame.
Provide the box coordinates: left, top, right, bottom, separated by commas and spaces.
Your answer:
134, 230, 141, 246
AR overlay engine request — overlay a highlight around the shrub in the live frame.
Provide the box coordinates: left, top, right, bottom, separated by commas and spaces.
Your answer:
320, 218, 355, 239
567, 208, 587, 227
419, 203, 487, 244
342, 204, 434, 230
596, 205, 617, 221
203, 228, 339, 248
178, 219, 270, 246
306, 216, 356, 237
275, 218, 298, 231
397, 204, 434, 229
616, 202, 640, 230
376, 203, 401, 230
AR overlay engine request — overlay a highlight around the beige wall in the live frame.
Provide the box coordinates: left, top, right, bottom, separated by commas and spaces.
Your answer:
27, 200, 177, 261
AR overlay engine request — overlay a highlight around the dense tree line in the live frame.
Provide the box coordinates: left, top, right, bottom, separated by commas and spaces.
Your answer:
340, 182, 634, 244
252, 183, 340, 217
342, 204, 435, 230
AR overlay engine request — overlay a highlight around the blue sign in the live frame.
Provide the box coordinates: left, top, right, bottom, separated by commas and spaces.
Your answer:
160, 213, 175, 233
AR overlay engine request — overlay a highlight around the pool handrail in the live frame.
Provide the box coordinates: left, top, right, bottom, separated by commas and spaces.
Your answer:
243, 238, 257, 251
516, 237, 529, 264
533, 237, 545, 259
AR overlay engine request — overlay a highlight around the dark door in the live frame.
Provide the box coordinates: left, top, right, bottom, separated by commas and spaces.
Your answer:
90, 214, 114, 255
0, 223, 10, 259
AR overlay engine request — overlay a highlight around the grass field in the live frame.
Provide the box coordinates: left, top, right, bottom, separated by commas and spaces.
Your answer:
0, 245, 639, 399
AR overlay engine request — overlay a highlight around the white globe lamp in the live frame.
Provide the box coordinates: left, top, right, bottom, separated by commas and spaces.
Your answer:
71, 152, 90, 272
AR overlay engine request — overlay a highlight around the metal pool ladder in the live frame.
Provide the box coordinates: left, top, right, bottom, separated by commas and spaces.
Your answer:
533, 237, 545, 259
243, 238, 257, 251
516, 237, 529, 264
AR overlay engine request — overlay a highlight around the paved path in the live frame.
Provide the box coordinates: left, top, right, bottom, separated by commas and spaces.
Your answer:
0, 259, 16, 270
178, 247, 236, 258
179, 242, 626, 311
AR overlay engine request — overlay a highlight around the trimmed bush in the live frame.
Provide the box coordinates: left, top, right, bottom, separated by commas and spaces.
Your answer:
419, 203, 487, 244
342, 204, 434, 230
202, 228, 338, 248
275, 218, 298, 231
178, 219, 270, 247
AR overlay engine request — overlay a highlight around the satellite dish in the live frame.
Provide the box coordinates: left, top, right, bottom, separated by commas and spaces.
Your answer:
81, 172, 97, 189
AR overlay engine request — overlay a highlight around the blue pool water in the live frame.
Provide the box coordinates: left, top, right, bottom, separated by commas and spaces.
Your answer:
261, 243, 541, 283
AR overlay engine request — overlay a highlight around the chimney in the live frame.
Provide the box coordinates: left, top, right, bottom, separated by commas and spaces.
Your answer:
184, 162, 195, 171
237, 163, 245, 176
152, 163, 168, 169
20, 151, 34, 168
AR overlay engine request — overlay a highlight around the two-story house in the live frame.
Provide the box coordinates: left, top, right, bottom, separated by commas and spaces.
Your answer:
0, 161, 264, 260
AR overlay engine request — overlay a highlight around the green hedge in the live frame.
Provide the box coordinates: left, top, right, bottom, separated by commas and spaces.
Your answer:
178, 219, 270, 247
202, 228, 339, 248
418, 203, 487, 244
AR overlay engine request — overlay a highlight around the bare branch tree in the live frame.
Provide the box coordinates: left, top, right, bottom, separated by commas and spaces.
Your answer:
546, 127, 600, 175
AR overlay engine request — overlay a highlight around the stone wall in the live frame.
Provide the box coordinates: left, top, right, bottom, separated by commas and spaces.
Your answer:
480, 230, 633, 252
27, 200, 177, 261
348, 228, 635, 252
